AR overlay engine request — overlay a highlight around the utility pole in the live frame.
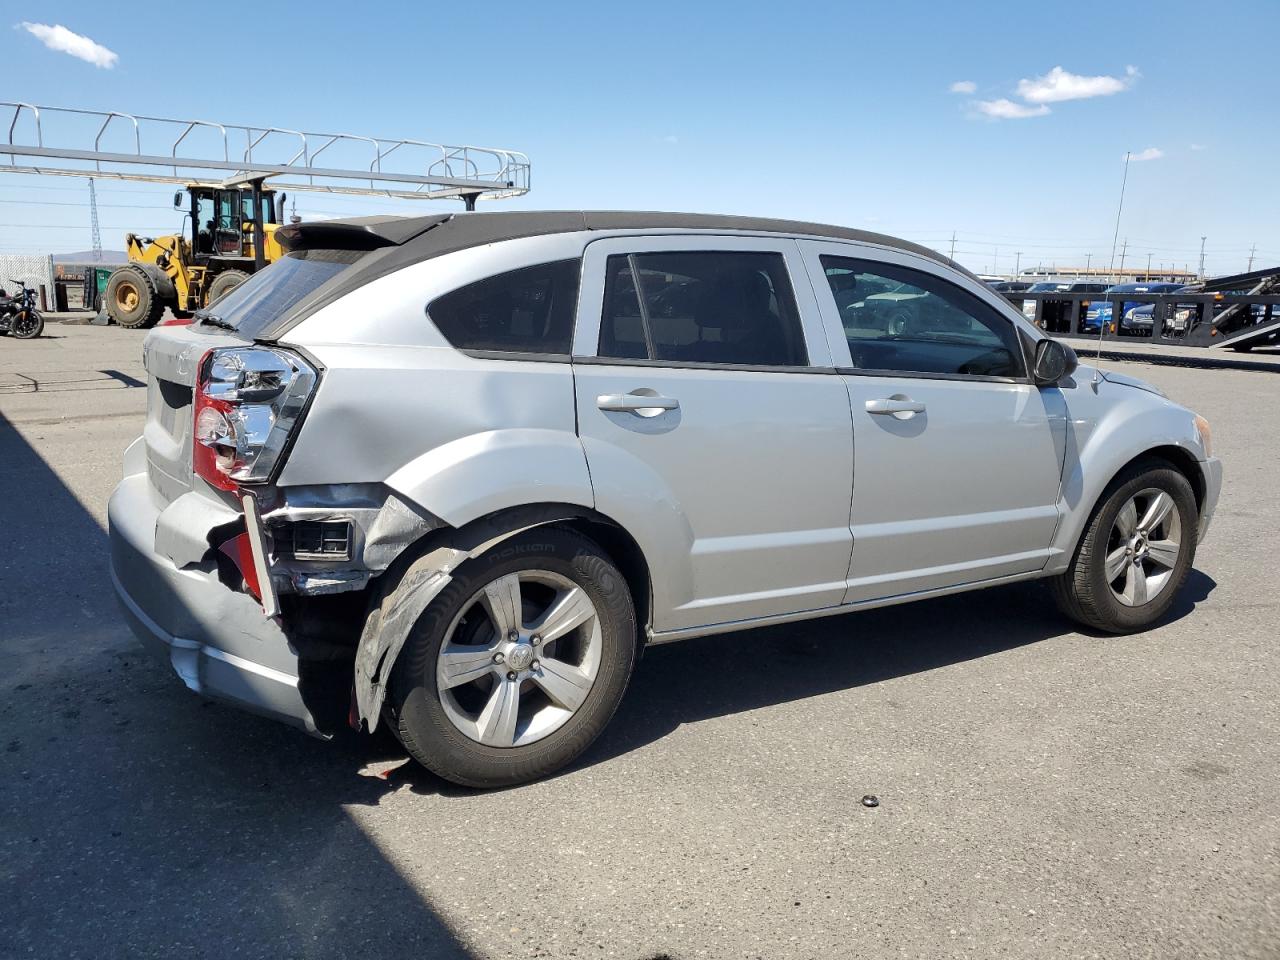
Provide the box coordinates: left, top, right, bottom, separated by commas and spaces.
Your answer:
1147, 253, 1153, 279
1085, 253, 1092, 276
1107, 152, 1132, 286
1119, 238, 1128, 277
1248, 244, 1256, 272
1014, 251, 1022, 277
87, 177, 103, 262
1198, 236, 1206, 279
949, 231, 956, 261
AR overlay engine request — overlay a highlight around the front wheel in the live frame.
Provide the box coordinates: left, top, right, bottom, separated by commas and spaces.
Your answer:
387, 528, 637, 788
1050, 461, 1198, 633
206, 268, 250, 306
11, 309, 43, 339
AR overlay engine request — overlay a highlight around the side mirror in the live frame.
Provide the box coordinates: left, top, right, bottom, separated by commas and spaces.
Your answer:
1032, 338, 1078, 386
173, 190, 185, 210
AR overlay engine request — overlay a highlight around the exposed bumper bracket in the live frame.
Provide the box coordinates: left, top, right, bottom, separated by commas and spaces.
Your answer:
242, 493, 280, 618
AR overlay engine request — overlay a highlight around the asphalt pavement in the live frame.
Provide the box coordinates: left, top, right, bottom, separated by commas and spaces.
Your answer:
2, 325, 1277, 959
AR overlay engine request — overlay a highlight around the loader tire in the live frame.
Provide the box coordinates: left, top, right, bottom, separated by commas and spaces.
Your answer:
206, 269, 250, 306
106, 266, 164, 329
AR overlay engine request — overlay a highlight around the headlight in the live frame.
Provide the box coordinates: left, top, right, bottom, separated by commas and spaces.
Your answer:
1194, 414, 1213, 457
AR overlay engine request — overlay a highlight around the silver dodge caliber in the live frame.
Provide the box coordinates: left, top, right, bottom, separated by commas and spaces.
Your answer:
109, 211, 1222, 787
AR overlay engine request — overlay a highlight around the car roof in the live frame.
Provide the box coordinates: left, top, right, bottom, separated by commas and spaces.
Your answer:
277, 210, 958, 270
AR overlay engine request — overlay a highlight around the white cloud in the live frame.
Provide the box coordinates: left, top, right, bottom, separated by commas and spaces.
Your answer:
19, 22, 117, 68
1130, 147, 1163, 162
1017, 64, 1137, 103
973, 98, 1051, 120
949, 80, 976, 94
1190, 143, 1206, 151
661, 134, 678, 144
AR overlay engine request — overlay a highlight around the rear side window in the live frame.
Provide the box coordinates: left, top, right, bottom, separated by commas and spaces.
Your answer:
202, 248, 365, 337
599, 251, 807, 367
428, 259, 580, 356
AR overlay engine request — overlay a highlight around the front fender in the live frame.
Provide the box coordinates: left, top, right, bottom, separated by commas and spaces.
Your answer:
133, 260, 177, 301
384, 428, 594, 528
1048, 380, 1207, 572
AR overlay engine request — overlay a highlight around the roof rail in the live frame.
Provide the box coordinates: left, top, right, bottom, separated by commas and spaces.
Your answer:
0, 102, 530, 204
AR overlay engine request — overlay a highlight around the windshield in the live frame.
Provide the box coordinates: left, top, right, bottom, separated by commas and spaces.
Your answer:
199, 248, 365, 338
1027, 282, 1069, 292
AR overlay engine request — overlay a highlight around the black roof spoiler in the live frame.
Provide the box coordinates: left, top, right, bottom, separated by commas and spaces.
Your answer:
275, 214, 454, 252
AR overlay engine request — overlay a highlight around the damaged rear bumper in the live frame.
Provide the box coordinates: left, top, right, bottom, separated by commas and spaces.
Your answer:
108, 472, 319, 734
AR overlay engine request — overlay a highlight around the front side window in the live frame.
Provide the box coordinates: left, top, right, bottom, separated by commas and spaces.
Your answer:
428, 259, 580, 355
599, 251, 807, 366
822, 256, 1023, 378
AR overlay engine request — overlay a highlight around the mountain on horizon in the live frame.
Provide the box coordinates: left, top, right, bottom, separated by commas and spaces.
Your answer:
53, 250, 129, 264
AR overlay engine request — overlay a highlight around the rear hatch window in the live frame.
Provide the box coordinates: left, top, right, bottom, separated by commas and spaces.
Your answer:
199, 249, 366, 339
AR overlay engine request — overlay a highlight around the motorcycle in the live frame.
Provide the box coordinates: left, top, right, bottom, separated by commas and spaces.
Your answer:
0, 281, 44, 339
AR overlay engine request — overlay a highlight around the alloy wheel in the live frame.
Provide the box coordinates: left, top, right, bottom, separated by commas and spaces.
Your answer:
1104, 487, 1183, 607
436, 570, 601, 747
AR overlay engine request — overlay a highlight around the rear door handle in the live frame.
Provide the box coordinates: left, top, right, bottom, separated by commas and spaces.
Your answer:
865, 397, 926, 419
597, 393, 680, 416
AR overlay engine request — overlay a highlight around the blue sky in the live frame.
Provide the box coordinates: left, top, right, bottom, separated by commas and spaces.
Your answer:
3, 0, 1277, 276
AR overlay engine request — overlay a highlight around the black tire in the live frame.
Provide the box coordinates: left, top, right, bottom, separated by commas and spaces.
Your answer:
11, 309, 43, 339
1230, 342, 1254, 353
206, 269, 250, 306
1050, 459, 1198, 633
105, 266, 164, 329
386, 528, 637, 788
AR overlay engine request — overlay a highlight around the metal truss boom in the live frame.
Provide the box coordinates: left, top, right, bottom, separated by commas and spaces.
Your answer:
0, 103, 530, 203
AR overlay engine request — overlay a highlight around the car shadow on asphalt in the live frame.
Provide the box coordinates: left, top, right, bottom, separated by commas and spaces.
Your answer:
0, 410, 478, 959
372, 561, 1213, 796
575, 566, 1216, 773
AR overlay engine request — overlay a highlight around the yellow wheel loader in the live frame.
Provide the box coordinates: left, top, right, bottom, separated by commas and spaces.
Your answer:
105, 183, 285, 328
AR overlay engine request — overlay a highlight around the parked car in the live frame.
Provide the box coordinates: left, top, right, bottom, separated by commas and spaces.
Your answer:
1084, 282, 1184, 335
988, 280, 1032, 295
1020, 280, 1109, 332
109, 211, 1222, 787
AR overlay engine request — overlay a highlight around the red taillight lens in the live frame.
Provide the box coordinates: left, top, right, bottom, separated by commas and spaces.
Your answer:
193, 391, 238, 491
193, 346, 317, 492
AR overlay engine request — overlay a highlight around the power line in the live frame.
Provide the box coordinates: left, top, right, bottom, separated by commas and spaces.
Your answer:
0, 198, 175, 210
0, 222, 178, 230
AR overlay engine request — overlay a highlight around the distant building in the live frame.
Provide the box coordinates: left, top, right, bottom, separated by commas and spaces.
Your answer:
1018, 266, 1197, 284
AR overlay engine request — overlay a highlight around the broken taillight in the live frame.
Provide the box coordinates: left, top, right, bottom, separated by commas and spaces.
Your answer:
193, 347, 317, 492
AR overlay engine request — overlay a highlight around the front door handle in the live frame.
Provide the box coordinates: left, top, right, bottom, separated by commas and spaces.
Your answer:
597, 393, 680, 416
865, 397, 926, 420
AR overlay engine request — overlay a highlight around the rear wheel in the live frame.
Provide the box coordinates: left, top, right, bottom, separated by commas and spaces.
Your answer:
105, 267, 164, 329
1050, 461, 1198, 633
387, 529, 637, 788
206, 269, 250, 306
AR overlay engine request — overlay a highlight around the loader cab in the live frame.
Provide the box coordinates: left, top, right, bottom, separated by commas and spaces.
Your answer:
176, 186, 281, 263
